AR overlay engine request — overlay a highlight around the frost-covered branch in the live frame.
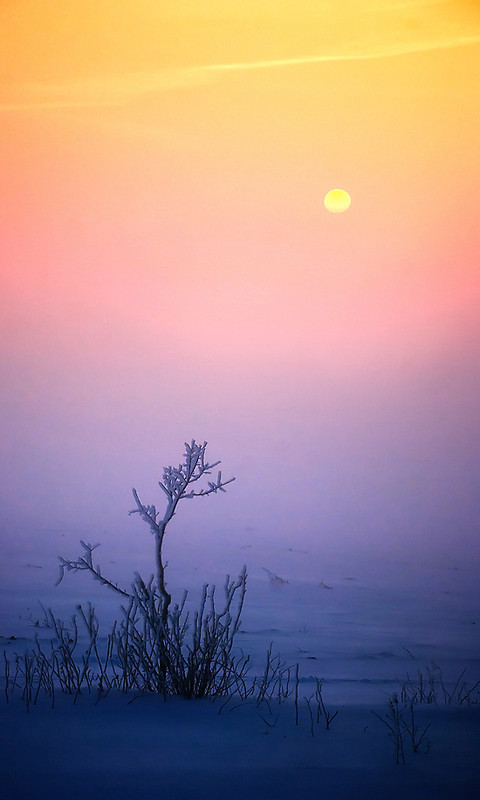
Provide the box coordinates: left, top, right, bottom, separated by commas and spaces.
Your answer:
128, 440, 235, 623
57, 440, 235, 630
56, 541, 131, 598
129, 441, 234, 527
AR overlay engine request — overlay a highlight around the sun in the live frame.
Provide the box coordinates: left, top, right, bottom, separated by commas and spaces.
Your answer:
324, 189, 351, 214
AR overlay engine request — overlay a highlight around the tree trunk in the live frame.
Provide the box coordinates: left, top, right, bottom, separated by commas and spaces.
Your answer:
155, 525, 171, 627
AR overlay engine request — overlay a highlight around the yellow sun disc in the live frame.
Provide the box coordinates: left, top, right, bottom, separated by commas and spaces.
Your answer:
324, 189, 351, 214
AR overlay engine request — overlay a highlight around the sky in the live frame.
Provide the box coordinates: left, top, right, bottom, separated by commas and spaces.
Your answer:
1, 1, 480, 574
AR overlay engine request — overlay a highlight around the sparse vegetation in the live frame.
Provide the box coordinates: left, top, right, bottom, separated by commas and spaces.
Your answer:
372, 664, 480, 764
304, 677, 339, 736
2, 441, 300, 718
2, 439, 476, 767
372, 694, 431, 764
399, 663, 480, 706
51, 440, 249, 699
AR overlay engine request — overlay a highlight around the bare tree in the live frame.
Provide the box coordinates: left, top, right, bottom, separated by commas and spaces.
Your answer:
7, 443, 302, 705
53, 440, 241, 697
57, 440, 235, 624
129, 439, 235, 624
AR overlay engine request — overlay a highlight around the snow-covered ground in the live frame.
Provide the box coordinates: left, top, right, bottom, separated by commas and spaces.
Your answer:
1, 525, 479, 798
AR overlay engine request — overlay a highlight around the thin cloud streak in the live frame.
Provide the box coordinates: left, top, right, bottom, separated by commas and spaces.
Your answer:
0, 69, 214, 112
200, 33, 480, 71
0, 101, 118, 111
1, 32, 479, 113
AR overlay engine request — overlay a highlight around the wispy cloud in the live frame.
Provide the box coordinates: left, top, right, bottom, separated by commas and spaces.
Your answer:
0, 69, 213, 112
1, 29, 479, 113
199, 33, 480, 72
0, 100, 118, 111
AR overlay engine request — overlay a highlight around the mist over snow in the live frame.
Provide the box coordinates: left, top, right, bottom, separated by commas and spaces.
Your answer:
1, 333, 480, 573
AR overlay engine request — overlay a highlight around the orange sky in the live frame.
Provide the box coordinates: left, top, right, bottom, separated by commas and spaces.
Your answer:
2, 1, 479, 368
1, 1, 480, 555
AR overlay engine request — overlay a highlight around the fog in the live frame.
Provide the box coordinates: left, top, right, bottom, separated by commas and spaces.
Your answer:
2, 325, 479, 591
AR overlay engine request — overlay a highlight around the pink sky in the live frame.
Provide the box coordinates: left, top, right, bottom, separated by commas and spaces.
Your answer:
1, 2, 480, 565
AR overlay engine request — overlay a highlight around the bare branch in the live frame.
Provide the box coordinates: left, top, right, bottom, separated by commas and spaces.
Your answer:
56, 542, 131, 598
127, 440, 235, 621
129, 488, 160, 535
